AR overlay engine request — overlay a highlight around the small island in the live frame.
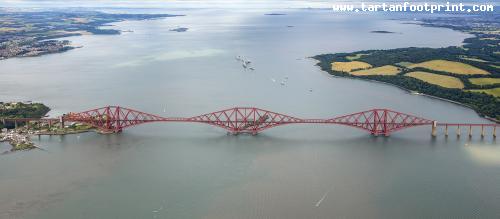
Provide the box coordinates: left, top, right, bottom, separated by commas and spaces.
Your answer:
0, 11, 182, 60
371, 30, 397, 34
170, 27, 189, 32
265, 13, 286, 16
313, 14, 500, 121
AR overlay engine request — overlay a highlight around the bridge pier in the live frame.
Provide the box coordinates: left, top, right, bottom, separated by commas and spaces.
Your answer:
14, 120, 18, 130
481, 125, 485, 138
468, 125, 472, 138
59, 116, 65, 129
431, 121, 437, 137
494, 126, 497, 138
456, 126, 461, 137
444, 125, 449, 137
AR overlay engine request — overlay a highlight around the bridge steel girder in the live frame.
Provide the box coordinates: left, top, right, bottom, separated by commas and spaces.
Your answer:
59, 106, 452, 136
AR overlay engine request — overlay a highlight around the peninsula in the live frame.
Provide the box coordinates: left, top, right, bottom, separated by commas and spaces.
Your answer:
314, 14, 500, 121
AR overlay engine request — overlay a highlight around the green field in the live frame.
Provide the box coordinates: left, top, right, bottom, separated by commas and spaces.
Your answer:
460, 57, 488, 63
469, 88, 500, 97
395, 62, 414, 67
346, 53, 370, 61
469, 78, 500, 86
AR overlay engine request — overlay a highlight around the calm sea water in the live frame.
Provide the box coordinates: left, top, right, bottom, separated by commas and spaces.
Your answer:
0, 8, 499, 219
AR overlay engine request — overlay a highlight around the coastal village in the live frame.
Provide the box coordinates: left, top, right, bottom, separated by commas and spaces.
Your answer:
0, 37, 73, 59
0, 11, 176, 60
0, 118, 94, 153
0, 128, 35, 152
0, 101, 93, 153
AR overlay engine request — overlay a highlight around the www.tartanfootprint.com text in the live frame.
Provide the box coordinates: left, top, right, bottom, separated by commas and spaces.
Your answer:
332, 2, 495, 13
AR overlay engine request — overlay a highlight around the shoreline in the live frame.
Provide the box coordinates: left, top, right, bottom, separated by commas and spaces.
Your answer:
311, 15, 499, 122
1, 128, 95, 154
357, 77, 499, 123
33, 129, 94, 136
310, 58, 500, 124
0, 11, 179, 61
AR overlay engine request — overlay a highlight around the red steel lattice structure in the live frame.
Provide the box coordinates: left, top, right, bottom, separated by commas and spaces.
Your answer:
63, 106, 437, 136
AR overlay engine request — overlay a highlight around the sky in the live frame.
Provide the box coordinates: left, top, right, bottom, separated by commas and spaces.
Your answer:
1, 0, 328, 9
1, 0, 496, 9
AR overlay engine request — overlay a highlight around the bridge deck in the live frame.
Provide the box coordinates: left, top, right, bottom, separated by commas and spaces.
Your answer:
1, 106, 498, 137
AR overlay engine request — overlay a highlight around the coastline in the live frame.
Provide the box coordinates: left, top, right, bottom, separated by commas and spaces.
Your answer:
0, 11, 180, 61
1, 129, 95, 154
311, 14, 499, 122
310, 58, 500, 124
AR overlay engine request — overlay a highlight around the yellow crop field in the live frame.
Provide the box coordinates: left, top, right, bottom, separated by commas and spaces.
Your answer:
469, 88, 500, 97
409, 60, 489, 75
405, 71, 464, 89
331, 61, 372, 72
469, 78, 500, 86
350, 65, 401, 76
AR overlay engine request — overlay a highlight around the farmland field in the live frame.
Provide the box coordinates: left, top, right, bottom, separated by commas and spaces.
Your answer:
405, 71, 465, 89
350, 65, 401, 76
469, 78, 500, 85
469, 88, 500, 97
331, 61, 372, 72
409, 60, 489, 75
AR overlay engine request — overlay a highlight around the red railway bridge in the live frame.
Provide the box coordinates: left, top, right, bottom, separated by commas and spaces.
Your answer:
3, 106, 495, 137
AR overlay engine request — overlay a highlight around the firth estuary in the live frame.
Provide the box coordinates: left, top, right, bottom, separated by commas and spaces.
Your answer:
0, 8, 499, 219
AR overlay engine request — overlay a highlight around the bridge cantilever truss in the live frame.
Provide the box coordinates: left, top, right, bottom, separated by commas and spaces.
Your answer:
64, 106, 168, 133
62, 106, 438, 136
326, 108, 434, 136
